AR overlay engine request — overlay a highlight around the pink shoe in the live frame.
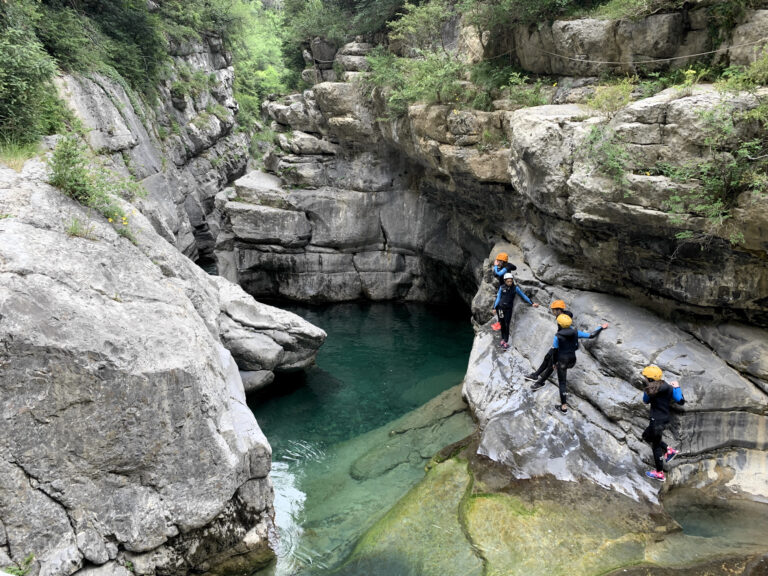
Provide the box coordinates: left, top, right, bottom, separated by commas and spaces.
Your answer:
665, 448, 678, 463
645, 470, 665, 482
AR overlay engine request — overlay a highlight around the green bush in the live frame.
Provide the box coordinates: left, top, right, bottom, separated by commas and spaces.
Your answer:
366, 47, 464, 116
587, 77, 634, 115
49, 134, 145, 232
232, 1, 288, 130
657, 101, 768, 245
507, 72, 548, 108
585, 124, 631, 190
0, 3, 61, 144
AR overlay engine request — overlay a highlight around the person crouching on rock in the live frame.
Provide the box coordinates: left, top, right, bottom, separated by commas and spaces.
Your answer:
641, 365, 684, 482
492, 273, 538, 350
492, 252, 517, 286
525, 299, 573, 383
531, 314, 608, 414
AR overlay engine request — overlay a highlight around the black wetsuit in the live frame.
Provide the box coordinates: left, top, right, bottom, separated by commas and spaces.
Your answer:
530, 310, 574, 379
493, 283, 532, 343
535, 323, 604, 404
642, 381, 685, 472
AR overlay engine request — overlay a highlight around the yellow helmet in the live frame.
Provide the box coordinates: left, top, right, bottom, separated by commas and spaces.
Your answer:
642, 365, 663, 381
556, 314, 572, 328
495, 252, 509, 262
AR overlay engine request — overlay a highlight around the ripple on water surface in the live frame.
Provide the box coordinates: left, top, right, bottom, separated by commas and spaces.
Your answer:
247, 302, 475, 576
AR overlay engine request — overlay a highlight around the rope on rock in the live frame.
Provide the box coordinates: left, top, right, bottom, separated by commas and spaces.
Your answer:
535, 35, 768, 66
308, 35, 768, 67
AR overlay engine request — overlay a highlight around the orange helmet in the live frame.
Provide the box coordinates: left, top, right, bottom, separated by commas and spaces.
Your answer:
495, 252, 508, 262
550, 300, 566, 310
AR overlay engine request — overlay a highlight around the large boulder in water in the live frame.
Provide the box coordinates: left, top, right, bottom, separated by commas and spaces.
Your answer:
0, 161, 324, 576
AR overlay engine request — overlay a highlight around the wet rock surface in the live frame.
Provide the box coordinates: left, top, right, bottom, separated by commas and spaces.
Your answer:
337, 439, 768, 576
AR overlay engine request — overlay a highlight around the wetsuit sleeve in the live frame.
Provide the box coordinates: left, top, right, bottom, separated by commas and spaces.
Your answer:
673, 387, 685, 405
493, 287, 502, 308
578, 326, 604, 339
515, 286, 533, 305
492, 265, 504, 279
643, 391, 650, 404
552, 335, 559, 348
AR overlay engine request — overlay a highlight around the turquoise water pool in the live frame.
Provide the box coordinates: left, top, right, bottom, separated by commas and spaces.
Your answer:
248, 302, 476, 576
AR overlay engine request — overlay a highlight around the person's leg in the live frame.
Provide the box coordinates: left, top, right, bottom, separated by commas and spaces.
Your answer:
528, 349, 553, 379
643, 422, 667, 480
500, 308, 512, 344
531, 363, 554, 389
652, 424, 667, 472
557, 362, 567, 405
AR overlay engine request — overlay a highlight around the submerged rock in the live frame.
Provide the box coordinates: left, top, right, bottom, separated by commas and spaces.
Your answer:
341, 447, 768, 576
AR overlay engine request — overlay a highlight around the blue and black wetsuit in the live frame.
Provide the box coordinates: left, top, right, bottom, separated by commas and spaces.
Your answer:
643, 381, 685, 472
535, 324, 604, 405
493, 282, 533, 343
530, 310, 574, 379
492, 261, 517, 286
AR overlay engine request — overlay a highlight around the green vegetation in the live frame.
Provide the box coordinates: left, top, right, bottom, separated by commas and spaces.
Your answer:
506, 72, 548, 108
658, 101, 767, 245
587, 77, 634, 115
585, 124, 632, 191
49, 134, 145, 243
232, 2, 287, 130
3, 555, 35, 576
0, 141, 41, 171
0, 2, 68, 145
1, 0, 289, 150
66, 217, 95, 239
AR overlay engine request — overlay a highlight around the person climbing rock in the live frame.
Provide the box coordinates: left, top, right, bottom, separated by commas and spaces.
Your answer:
492, 273, 538, 349
640, 365, 685, 482
531, 314, 608, 413
524, 299, 574, 382
491, 253, 517, 286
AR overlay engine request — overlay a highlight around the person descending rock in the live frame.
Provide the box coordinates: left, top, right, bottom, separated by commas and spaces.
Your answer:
492, 253, 517, 286
640, 365, 685, 482
524, 299, 574, 382
531, 314, 608, 413
492, 273, 538, 349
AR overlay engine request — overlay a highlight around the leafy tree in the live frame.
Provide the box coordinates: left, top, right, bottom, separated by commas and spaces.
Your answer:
0, 0, 62, 144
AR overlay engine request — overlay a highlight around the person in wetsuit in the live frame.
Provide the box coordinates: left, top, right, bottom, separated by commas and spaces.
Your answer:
491, 252, 517, 286
531, 314, 608, 413
641, 365, 684, 482
524, 299, 573, 382
492, 273, 538, 349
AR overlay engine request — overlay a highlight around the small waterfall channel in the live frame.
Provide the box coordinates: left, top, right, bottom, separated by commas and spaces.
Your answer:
248, 302, 476, 576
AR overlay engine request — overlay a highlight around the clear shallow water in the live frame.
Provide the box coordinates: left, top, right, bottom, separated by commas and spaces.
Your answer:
248, 302, 475, 576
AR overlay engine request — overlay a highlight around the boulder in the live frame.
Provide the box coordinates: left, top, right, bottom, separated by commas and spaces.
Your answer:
463, 285, 768, 503
0, 161, 324, 575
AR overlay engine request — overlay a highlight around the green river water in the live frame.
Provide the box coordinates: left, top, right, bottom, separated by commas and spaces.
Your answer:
248, 302, 476, 576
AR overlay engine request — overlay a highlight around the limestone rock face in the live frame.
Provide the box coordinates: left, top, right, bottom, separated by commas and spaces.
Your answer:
463, 278, 768, 504
0, 162, 324, 576
491, 8, 767, 76
215, 171, 475, 303
244, 71, 767, 322
57, 37, 248, 266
